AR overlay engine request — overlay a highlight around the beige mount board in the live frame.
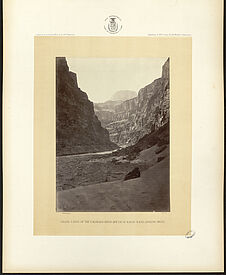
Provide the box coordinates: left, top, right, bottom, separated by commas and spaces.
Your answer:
34, 36, 191, 236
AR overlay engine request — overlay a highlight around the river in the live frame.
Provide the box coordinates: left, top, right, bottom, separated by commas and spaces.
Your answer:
58, 149, 118, 158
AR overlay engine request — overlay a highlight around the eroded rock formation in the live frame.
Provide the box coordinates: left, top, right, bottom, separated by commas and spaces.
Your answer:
94, 58, 170, 147
56, 57, 118, 156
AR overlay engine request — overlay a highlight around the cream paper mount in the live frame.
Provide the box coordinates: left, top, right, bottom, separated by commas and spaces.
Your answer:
34, 36, 192, 236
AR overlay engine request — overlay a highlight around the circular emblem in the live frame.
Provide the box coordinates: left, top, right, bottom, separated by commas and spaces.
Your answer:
104, 15, 122, 34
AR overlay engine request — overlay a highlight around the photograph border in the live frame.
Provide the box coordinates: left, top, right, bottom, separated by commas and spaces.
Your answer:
56, 56, 170, 212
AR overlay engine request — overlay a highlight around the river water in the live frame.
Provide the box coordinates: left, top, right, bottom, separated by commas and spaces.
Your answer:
59, 149, 118, 158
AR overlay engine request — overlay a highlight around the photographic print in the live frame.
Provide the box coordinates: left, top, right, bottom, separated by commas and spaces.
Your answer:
56, 57, 170, 212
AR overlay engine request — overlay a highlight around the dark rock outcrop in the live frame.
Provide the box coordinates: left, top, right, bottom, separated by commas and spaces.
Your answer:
56, 57, 118, 156
124, 167, 140, 181
95, 58, 170, 147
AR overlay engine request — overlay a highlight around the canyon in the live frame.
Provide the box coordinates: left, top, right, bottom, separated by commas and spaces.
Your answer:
56, 57, 170, 212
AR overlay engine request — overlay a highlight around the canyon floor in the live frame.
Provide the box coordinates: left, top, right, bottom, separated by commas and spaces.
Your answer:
56, 144, 170, 212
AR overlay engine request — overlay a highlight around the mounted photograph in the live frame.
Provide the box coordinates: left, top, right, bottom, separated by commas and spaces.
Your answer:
56, 57, 170, 212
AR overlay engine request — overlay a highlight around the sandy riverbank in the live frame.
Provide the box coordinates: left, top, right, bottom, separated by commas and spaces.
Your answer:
56, 145, 169, 212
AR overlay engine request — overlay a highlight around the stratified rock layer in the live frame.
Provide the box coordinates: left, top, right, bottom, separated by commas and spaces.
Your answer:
56, 57, 118, 156
95, 58, 170, 146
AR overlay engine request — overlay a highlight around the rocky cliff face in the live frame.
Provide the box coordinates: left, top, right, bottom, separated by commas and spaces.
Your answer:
56, 57, 118, 156
94, 100, 122, 127
94, 58, 170, 146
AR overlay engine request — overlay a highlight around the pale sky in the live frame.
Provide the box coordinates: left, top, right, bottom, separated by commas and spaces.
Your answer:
67, 57, 167, 103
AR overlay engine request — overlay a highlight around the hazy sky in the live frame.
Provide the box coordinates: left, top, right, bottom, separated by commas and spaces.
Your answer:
67, 57, 167, 103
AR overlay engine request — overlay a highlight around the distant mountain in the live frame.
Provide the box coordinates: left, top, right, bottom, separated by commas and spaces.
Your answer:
94, 58, 170, 147
56, 57, 118, 155
111, 90, 137, 101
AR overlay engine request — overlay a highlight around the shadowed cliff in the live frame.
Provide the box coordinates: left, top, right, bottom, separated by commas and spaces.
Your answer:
56, 57, 118, 156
